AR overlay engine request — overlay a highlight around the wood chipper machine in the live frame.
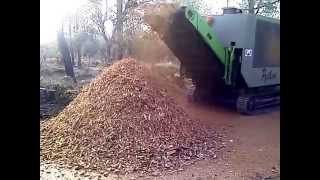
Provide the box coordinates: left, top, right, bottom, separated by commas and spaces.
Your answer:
144, 5, 280, 114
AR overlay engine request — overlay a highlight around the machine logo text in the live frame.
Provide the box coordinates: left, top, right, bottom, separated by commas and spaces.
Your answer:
245, 49, 253, 56
261, 68, 277, 83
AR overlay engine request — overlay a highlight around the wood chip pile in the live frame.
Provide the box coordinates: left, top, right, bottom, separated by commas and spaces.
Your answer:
40, 58, 219, 175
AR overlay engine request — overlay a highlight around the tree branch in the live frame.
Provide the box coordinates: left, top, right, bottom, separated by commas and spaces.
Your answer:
242, 0, 280, 11
255, 0, 263, 14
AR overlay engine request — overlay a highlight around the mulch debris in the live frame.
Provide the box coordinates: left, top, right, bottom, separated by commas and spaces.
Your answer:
40, 58, 221, 176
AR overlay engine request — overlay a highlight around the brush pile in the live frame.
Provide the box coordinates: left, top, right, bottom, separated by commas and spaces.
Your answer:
40, 58, 220, 175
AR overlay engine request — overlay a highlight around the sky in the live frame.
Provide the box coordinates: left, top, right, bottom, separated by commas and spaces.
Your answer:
40, 0, 87, 44
40, 0, 240, 45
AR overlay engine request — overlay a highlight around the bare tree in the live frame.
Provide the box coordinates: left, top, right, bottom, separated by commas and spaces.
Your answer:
115, 0, 124, 60
40, 47, 46, 70
240, 0, 280, 18
69, 9, 95, 67
68, 20, 75, 66
57, 30, 77, 83
87, 0, 156, 61
86, 0, 112, 62
59, 0, 159, 66
248, 0, 255, 14
73, 32, 88, 68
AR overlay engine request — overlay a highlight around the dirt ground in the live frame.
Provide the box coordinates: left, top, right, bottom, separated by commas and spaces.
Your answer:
40, 58, 103, 89
154, 101, 280, 180
40, 62, 280, 180
145, 67, 280, 180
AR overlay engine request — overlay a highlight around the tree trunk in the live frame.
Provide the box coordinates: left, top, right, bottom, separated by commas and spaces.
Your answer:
255, 0, 263, 14
104, 55, 107, 64
77, 47, 81, 68
43, 55, 47, 63
40, 57, 44, 70
248, 0, 256, 14
57, 31, 77, 83
116, 0, 124, 60
107, 43, 111, 62
69, 23, 75, 66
